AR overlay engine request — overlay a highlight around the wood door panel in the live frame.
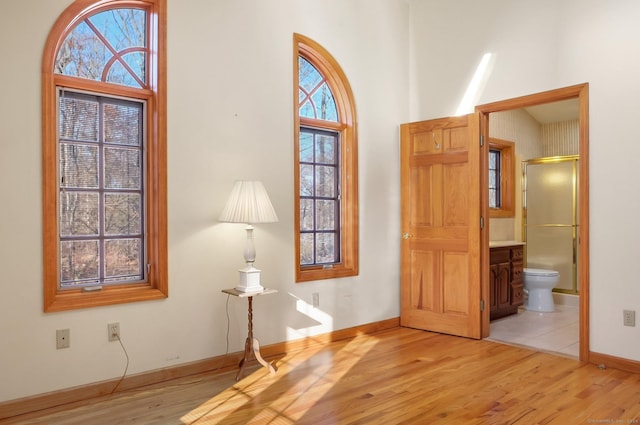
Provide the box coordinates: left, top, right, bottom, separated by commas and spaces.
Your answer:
410, 162, 471, 229
498, 263, 510, 307
443, 162, 469, 226
443, 251, 469, 315
489, 264, 499, 311
406, 248, 470, 316
408, 250, 437, 311
410, 166, 435, 227
444, 126, 469, 152
412, 131, 441, 155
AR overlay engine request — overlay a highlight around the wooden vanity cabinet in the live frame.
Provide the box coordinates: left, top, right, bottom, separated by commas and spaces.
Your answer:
489, 244, 524, 320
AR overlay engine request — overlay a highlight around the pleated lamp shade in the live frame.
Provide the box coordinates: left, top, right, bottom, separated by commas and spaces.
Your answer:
219, 181, 279, 224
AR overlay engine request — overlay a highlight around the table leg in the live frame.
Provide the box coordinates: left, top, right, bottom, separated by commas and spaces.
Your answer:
236, 336, 252, 381
235, 296, 277, 381
252, 337, 277, 375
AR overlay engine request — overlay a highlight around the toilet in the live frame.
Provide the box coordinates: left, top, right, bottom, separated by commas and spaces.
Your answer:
523, 268, 560, 312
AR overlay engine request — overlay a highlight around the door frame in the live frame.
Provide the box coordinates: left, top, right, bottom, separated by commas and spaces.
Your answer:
476, 83, 590, 362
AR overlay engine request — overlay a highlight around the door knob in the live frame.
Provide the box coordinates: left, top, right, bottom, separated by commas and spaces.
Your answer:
402, 233, 413, 239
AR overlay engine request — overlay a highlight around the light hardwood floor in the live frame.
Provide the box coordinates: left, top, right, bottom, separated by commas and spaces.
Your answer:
3, 327, 640, 424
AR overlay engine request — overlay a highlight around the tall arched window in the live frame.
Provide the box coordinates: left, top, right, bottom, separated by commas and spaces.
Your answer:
294, 34, 358, 282
42, 0, 167, 311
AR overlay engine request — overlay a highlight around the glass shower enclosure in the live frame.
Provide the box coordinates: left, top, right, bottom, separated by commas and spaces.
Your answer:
523, 156, 579, 294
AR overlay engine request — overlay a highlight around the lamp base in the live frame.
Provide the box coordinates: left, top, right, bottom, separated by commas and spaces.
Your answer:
236, 266, 264, 293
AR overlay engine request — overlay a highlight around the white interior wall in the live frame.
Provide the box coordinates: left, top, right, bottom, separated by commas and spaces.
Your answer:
3, 0, 640, 405
410, 0, 640, 361
0, 0, 408, 402
556, 0, 640, 360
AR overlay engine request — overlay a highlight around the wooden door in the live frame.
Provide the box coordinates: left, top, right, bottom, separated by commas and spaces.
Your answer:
400, 114, 482, 339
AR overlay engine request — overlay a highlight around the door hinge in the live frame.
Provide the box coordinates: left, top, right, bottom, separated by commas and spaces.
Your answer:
480, 216, 484, 229
480, 135, 485, 147
480, 299, 485, 311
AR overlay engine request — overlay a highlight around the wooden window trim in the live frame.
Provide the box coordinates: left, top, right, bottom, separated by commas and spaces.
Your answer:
42, 0, 167, 312
488, 138, 515, 218
294, 33, 358, 283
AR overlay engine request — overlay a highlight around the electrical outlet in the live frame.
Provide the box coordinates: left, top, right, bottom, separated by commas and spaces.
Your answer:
56, 329, 70, 349
312, 292, 319, 308
108, 322, 120, 342
623, 310, 636, 327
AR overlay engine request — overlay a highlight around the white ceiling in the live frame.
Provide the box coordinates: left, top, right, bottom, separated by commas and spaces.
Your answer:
523, 98, 580, 124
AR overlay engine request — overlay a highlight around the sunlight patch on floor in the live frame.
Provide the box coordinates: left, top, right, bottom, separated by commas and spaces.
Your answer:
181, 334, 379, 424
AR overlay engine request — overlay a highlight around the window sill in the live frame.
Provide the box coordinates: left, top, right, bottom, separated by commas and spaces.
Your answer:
296, 264, 358, 283
44, 284, 167, 312
489, 207, 515, 218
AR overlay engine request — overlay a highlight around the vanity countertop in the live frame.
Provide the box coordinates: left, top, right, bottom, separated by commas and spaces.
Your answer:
489, 240, 526, 248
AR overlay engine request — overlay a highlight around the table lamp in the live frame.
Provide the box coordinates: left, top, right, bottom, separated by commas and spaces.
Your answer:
219, 180, 279, 292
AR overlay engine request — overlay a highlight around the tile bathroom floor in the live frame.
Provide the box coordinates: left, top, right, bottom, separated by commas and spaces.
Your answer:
487, 304, 579, 358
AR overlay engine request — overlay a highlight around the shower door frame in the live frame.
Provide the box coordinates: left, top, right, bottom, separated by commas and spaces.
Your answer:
522, 155, 579, 295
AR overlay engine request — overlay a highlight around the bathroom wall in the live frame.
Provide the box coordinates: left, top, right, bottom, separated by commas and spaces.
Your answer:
541, 119, 579, 156
490, 109, 543, 160
488, 109, 541, 241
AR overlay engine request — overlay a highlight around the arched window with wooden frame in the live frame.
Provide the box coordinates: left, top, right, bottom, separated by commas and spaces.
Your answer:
294, 33, 358, 282
42, 0, 167, 311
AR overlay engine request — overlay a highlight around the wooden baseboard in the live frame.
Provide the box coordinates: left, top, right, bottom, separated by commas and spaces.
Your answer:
589, 351, 640, 374
0, 317, 400, 421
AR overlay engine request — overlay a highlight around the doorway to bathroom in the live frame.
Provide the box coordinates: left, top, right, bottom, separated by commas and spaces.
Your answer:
489, 156, 580, 358
476, 84, 589, 361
